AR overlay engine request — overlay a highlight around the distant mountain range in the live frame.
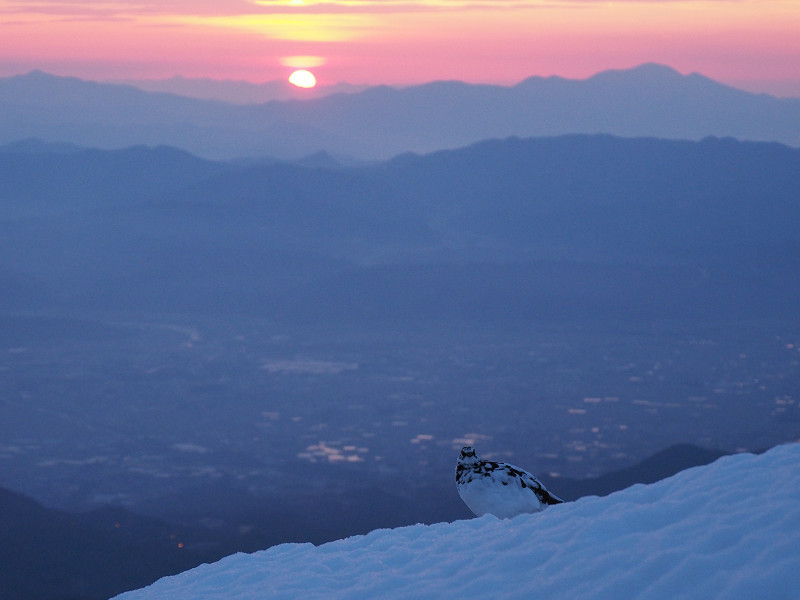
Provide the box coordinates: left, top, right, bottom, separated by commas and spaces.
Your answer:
0, 64, 798, 160
1, 134, 798, 322
112, 75, 368, 104
0, 443, 730, 600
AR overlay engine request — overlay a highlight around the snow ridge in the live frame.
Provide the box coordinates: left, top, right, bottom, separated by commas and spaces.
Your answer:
115, 443, 800, 600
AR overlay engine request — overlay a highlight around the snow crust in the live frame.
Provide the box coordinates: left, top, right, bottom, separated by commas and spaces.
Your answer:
115, 443, 800, 600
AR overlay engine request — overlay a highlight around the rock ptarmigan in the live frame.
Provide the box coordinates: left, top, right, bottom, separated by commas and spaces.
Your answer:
456, 446, 563, 519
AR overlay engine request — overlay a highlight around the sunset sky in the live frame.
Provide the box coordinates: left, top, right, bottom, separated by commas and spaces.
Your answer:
1, 0, 799, 96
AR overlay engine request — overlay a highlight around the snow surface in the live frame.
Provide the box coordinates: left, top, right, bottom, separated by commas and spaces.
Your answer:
115, 443, 800, 600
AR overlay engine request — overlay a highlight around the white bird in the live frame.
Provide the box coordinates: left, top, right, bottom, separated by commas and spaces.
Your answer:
456, 446, 563, 519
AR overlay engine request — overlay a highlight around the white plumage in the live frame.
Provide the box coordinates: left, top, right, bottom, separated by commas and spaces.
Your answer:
455, 446, 563, 519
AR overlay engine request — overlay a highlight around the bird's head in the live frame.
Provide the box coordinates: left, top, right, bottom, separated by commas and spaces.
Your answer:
458, 446, 480, 465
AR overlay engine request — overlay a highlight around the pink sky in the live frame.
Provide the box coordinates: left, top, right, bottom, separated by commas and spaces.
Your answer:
1, 0, 799, 96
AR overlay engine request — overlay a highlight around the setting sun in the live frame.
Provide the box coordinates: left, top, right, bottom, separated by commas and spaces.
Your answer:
289, 69, 317, 88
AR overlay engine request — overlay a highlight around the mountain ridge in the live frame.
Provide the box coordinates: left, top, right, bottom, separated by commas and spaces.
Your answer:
1, 134, 798, 320
1, 64, 798, 159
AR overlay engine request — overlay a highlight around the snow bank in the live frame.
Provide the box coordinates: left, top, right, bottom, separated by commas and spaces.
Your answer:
115, 443, 800, 600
